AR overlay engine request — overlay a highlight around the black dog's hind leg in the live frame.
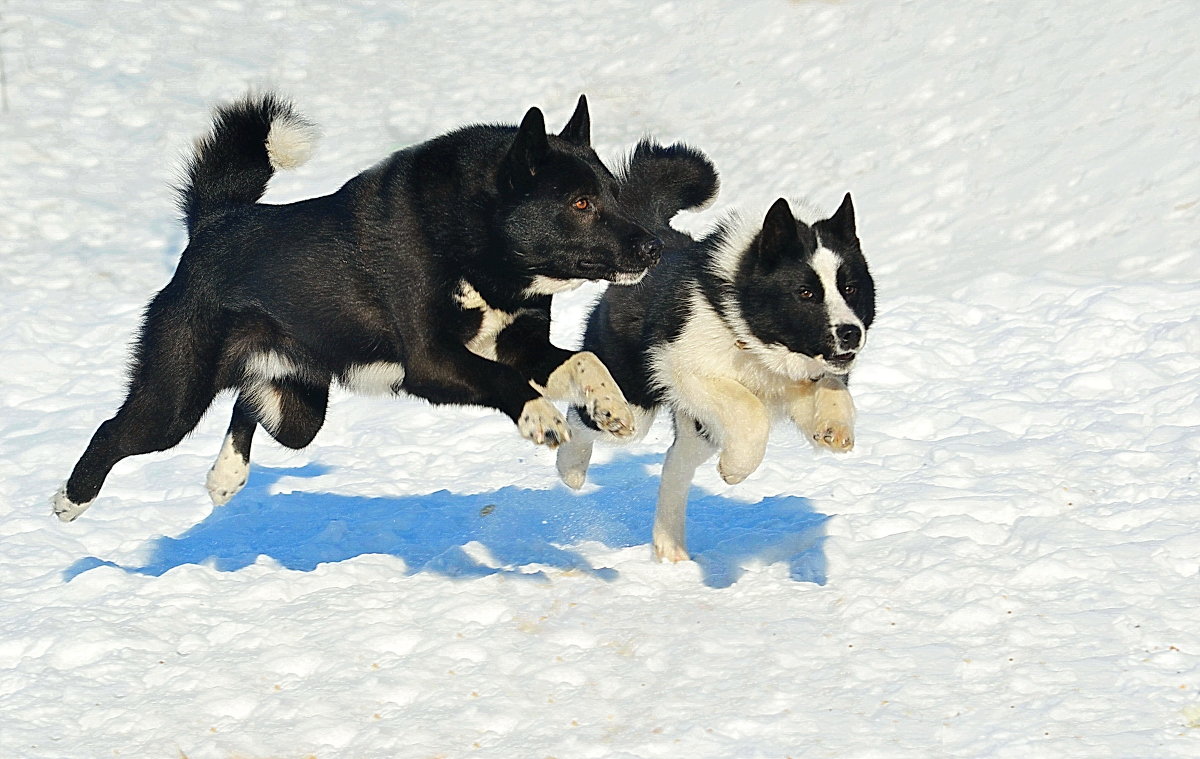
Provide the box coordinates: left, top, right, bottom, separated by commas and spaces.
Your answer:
53, 290, 221, 521
205, 398, 257, 506
207, 378, 330, 506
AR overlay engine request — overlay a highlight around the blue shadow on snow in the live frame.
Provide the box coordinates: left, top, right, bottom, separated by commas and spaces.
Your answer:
64, 454, 828, 588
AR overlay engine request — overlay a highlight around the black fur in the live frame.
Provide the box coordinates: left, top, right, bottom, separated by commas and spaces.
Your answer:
55, 93, 698, 517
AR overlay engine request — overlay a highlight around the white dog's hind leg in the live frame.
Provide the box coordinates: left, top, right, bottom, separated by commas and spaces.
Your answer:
556, 407, 598, 490
653, 410, 716, 562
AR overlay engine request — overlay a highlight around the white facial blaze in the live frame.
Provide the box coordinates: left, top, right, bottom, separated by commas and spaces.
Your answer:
810, 246, 864, 351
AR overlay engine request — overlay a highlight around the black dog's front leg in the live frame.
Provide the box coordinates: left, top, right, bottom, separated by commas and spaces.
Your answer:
403, 335, 572, 447
496, 312, 637, 438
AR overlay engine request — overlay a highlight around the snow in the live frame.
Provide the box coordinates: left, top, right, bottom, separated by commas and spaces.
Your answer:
1, 0, 1198, 756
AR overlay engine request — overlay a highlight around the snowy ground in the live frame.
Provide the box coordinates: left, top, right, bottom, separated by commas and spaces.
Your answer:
2, 1, 1199, 757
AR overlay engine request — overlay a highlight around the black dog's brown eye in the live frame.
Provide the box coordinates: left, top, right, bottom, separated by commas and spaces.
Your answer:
798, 288, 815, 300
572, 198, 591, 211
842, 284, 857, 295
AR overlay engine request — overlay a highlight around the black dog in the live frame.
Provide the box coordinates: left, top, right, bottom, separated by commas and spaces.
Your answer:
52, 93, 690, 522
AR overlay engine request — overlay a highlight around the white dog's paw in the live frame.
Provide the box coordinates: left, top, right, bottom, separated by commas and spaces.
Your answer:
51, 484, 92, 523
518, 398, 570, 449
653, 531, 691, 563
716, 445, 763, 485
812, 418, 854, 452
555, 438, 593, 490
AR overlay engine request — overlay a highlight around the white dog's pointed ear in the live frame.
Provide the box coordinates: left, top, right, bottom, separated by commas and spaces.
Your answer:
755, 197, 799, 270
500, 107, 549, 193
827, 192, 856, 238
559, 94, 590, 147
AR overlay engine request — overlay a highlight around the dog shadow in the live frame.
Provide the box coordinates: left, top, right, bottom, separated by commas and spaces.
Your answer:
64, 454, 828, 589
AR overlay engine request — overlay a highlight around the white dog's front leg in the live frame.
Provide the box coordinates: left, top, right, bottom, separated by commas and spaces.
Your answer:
790, 375, 855, 451
676, 375, 770, 484
653, 410, 716, 562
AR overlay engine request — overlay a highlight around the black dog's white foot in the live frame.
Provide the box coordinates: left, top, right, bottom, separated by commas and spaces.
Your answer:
541, 352, 636, 439
51, 484, 92, 523
206, 432, 249, 506
519, 398, 571, 448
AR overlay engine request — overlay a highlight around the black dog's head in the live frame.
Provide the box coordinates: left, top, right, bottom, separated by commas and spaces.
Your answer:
731, 195, 875, 377
496, 97, 662, 294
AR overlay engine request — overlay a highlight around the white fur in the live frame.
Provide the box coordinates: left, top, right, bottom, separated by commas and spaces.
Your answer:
51, 484, 92, 523
522, 276, 587, 297
266, 114, 319, 171
811, 246, 867, 352
206, 432, 249, 506
242, 381, 284, 435
653, 409, 716, 562
455, 280, 530, 361
341, 362, 406, 396
518, 397, 570, 448
708, 211, 758, 282
537, 351, 636, 438
610, 269, 649, 286
244, 350, 297, 381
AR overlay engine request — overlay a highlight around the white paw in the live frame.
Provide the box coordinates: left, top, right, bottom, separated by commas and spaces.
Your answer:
716, 446, 763, 485
518, 398, 570, 449
51, 484, 92, 523
653, 532, 691, 563
812, 419, 854, 452
561, 470, 586, 490
206, 462, 248, 506
206, 433, 249, 506
586, 391, 636, 438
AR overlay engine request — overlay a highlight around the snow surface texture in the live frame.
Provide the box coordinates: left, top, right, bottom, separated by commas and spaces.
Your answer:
1, 1, 1198, 757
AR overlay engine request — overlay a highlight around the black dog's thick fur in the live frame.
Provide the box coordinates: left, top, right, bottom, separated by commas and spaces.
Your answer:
53, 93, 717, 521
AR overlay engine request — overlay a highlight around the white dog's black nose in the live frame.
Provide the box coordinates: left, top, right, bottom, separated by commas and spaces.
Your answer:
835, 324, 863, 350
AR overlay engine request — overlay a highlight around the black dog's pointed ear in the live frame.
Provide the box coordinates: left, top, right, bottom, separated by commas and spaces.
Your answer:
755, 197, 800, 270
826, 192, 856, 238
559, 94, 590, 147
500, 107, 550, 193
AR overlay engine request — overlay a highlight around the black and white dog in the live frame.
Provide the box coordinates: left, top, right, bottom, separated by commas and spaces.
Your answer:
556, 192, 875, 562
51, 93, 710, 522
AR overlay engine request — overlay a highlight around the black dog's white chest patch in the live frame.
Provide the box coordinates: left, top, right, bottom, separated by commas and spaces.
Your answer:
455, 280, 529, 361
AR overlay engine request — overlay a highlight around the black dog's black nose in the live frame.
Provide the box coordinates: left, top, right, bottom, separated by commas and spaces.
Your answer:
637, 236, 663, 261
835, 324, 863, 350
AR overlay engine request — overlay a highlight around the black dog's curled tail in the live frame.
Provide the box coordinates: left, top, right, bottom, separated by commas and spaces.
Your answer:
177, 93, 318, 235
616, 139, 719, 235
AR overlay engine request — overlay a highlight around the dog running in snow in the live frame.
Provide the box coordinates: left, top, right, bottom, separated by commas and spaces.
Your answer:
556, 193, 875, 562
51, 93, 715, 522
